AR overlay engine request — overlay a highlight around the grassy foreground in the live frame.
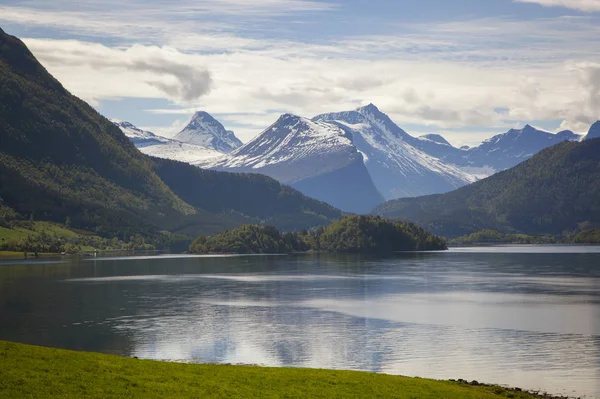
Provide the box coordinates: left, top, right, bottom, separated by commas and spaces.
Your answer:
0, 341, 544, 399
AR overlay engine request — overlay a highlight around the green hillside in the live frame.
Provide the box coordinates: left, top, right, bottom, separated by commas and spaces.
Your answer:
0, 341, 543, 399
0, 27, 343, 238
374, 139, 600, 237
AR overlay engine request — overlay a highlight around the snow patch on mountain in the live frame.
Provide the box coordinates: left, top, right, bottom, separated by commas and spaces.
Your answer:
112, 120, 222, 164
174, 111, 242, 153
112, 119, 160, 143
418, 134, 452, 146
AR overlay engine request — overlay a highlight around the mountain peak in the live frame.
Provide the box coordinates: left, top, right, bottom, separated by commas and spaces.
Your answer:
586, 120, 600, 140
357, 103, 382, 114
174, 111, 242, 153
111, 119, 136, 129
506, 124, 543, 136
521, 124, 545, 134
268, 113, 306, 130
111, 119, 157, 140
420, 134, 452, 146
278, 113, 302, 121
198, 113, 382, 213
187, 111, 217, 128
556, 129, 578, 140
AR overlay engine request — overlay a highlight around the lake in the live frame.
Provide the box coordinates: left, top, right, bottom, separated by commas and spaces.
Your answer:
1, 246, 599, 398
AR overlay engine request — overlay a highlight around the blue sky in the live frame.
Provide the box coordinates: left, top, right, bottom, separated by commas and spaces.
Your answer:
1, 0, 599, 146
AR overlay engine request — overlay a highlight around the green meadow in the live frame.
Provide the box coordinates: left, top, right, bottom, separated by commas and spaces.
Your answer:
0, 341, 544, 399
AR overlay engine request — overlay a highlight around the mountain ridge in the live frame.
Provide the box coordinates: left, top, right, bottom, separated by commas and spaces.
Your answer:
314, 104, 477, 200
585, 121, 600, 140
373, 137, 600, 238
200, 113, 385, 213
417, 124, 583, 174
112, 119, 223, 164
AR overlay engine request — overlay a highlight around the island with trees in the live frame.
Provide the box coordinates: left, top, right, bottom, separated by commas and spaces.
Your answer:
189, 215, 447, 254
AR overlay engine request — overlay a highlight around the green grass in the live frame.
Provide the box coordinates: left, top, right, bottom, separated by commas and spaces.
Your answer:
0, 221, 96, 255
0, 250, 27, 257
0, 341, 543, 399
0, 221, 80, 243
0, 225, 31, 242
0, 251, 60, 258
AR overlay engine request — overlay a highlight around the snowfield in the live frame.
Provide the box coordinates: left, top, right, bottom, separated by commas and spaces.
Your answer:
111, 120, 223, 164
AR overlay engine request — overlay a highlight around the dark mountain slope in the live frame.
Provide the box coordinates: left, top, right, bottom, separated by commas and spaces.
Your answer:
0, 27, 196, 234
0, 27, 342, 236
152, 158, 343, 232
290, 156, 382, 214
374, 138, 600, 237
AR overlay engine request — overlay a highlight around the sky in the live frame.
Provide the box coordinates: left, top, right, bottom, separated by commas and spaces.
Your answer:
1, 0, 599, 146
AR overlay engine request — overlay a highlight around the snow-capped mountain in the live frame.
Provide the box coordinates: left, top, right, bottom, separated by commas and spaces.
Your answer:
419, 134, 453, 146
585, 121, 600, 140
436, 124, 583, 172
112, 119, 162, 145
200, 114, 384, 213
114, 106, 594, 213
112, 120, 223, 164
313, 104, 477, 200
174, 111, 242, 153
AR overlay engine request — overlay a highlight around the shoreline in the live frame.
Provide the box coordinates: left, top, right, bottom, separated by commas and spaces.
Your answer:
0, 340, 579, 399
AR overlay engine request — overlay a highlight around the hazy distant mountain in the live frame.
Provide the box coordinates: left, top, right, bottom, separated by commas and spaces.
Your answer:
112, 120, 222, 165
585, 121, 600, 141
371, 122, 584, 176
440, 125, 582, 172
314, 104, 476, 200
419, 134, 452, 146
200, 113, 384, 214
374, 137, 600, 238
174, 111, 242, 153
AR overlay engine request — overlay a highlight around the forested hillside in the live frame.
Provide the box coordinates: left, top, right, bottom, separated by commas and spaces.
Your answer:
0, 27, 343, 238
152, 158, 343, 233
374, 139, 600, 237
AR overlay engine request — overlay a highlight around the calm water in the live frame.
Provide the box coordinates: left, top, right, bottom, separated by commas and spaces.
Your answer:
1, 246, 599, 398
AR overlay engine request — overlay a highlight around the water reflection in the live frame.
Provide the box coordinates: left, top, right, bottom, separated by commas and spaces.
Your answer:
0, 249, 599, 398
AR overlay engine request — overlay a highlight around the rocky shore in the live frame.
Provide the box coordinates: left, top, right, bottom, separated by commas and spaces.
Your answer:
451, 379, 581, 399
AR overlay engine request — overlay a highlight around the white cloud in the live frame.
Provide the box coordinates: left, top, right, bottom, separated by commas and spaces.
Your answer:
10, 0, 335, 16
557, 62, 600, 132
515, 0, 600, 12
24, 39, 212, 104
21, 26, 600, 143
5, 1, 600, 145
0, 0, 335, 43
